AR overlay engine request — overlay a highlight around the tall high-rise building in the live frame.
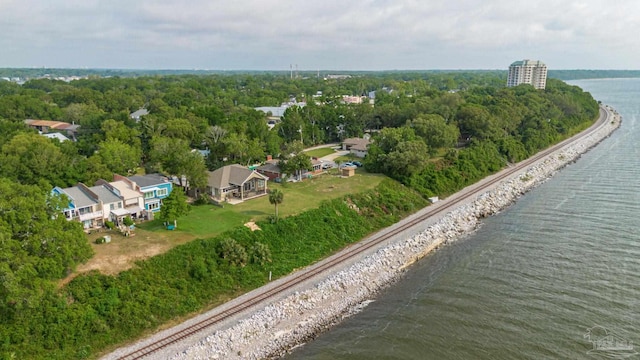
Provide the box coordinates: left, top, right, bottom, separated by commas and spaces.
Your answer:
507, 60, 547, 89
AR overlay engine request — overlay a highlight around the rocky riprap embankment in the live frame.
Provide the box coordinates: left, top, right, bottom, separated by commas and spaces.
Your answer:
163, 110, 620, 360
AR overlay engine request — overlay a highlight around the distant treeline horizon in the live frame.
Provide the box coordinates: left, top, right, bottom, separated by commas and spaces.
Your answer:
2, 68, 640, 81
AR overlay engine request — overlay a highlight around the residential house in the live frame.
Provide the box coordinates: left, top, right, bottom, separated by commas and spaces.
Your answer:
256, 161, 282, 181
42, 132, 70, 142
342, 137, 371, 158
206, 164, 268, 203
130, 108, 149, 122
301, 159, 323, 177
52, 184, 104, 231
101, 179, 145, 219
95, 179, 145, 222
24, 119, 80, 140
118, 174, 173, 213
88, 184, 126, 223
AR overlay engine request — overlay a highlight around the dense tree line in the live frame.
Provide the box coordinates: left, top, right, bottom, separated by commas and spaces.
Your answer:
365, 79, 599, 196
0, 71, 599, 359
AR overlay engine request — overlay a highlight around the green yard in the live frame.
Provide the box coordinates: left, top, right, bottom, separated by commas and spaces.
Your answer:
303, 147, 337, 158
139, 170, 387, 239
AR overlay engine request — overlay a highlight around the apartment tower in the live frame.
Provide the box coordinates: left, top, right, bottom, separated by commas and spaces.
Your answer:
507, 60, 547, 89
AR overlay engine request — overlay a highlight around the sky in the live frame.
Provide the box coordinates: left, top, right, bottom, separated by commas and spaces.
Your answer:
1, 0, 638, 71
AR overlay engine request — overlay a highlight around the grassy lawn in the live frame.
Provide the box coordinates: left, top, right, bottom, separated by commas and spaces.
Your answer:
233, 169, 386, 220
140, 170, 387, 236
304, 147, 336, 158
70, 170, 387, 279
333, 154, 359, 163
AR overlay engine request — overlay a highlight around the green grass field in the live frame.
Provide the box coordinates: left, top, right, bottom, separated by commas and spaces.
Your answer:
303, 147, 336, 158
138, 170, 387, 239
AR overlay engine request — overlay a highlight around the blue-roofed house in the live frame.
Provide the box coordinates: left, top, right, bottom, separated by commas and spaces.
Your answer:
118, 174, 173, 213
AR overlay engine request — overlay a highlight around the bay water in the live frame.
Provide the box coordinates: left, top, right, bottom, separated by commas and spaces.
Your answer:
286, 78, 640, 359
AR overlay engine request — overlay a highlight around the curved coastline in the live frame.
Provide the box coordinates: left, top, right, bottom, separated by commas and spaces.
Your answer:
144, 106, 622, 360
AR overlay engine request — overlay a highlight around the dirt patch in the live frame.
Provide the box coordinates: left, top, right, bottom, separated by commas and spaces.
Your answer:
58, 228, 195, 288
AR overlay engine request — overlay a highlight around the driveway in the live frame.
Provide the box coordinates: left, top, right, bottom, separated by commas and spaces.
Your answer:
320, 150, 350, 162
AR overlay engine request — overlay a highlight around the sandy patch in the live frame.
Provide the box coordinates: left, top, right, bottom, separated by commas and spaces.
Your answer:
244, 221, 261, 231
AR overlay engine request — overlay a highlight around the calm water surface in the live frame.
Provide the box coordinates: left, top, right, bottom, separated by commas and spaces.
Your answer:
287, 78, 640, 359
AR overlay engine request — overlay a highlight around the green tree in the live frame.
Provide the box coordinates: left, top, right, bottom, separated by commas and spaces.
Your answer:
0, 132, 68, 187
409, 114, 460, 154
158, 188, 190, 225
383, 140, 430, 178
92, 139, 141, 175
268, 188, 284, 220
0, 179, 92, 317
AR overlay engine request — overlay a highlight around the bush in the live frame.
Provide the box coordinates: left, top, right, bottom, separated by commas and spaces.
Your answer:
104, 221, 115, 229
193, 193, 210, 205
122, 216, 134, 226
250, 242, 272, 266
217, 238, 248, 266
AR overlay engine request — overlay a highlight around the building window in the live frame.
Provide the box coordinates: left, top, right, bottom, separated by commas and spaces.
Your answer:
144, 191, 154, 199
110, 203, 115, 210
156, 188, 168, 197
148, 202, 160, 211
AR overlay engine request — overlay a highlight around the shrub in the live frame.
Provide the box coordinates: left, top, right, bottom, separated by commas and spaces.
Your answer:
122, 216, 134, 226
250, 242, 272, 266
104, 221, 115, 229
217, 238, 248, 267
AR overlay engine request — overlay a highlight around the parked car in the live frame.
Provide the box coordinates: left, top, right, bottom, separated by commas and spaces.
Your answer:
352, 161, 363, 167
322, 162, 333, 169
339, 162, 357, 169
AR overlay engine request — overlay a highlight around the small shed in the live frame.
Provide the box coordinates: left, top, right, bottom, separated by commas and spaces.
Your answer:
341, 167, 355, 177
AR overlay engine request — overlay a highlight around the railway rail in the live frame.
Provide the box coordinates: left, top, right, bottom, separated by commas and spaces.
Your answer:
115, 106, 614, 360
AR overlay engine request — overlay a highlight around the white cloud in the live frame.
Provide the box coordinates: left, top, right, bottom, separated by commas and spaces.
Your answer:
1, 0, 639, 69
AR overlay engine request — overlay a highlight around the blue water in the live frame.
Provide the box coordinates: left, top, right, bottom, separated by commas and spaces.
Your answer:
286, 78, 640, 359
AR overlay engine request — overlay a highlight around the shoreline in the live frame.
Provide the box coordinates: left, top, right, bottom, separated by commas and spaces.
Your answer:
110, 106, 621, 360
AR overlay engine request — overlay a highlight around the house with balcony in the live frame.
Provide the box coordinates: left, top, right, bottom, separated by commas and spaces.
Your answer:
88, 184, 126, 224
97, 179, 145, 220
119, 174, 172, 213
52, 184, 104, 231
206, 164, 268, 203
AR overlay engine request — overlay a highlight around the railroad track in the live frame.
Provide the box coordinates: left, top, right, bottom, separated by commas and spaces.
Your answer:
116, 106, 613, 360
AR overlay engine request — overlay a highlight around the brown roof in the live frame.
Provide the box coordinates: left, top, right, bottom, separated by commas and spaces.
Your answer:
25, 119, 72, 129
208, 164, 268, 189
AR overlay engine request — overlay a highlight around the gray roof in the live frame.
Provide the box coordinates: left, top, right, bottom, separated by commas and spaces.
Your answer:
42, 132, 70, 142
257, 162, 281, 173
130, 108, 149, 118
208, 164, 267, 189
89, 185, 122, 204
343, 137, 371, 147
61, 186, 98, 208
255, 106, 288, 117
128, 174, 169, 188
